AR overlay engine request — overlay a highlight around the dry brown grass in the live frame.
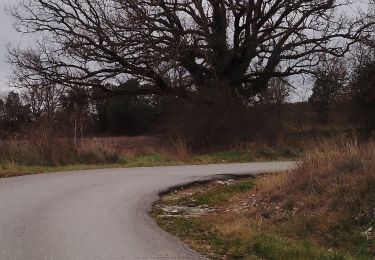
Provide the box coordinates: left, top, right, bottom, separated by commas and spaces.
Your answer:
255, 139, 374, 210
0, 135, 164, 167
80, 136, 162, 155
154, 139, 375, 259
246, 139, 375, 256
0, 135, 76, 166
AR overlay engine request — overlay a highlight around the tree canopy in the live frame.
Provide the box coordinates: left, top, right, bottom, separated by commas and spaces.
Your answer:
8, 0, 374, 99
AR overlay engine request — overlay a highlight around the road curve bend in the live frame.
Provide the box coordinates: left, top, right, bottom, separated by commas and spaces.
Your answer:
0, 162, 297, 260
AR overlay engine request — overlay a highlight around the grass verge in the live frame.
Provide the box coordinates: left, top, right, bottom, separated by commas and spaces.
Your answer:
0, 147, 299, 178
152, 141, 375, 259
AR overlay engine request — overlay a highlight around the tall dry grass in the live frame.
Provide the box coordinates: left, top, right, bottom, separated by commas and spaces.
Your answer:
0, 133, 164, 166
251, 139, 375, 256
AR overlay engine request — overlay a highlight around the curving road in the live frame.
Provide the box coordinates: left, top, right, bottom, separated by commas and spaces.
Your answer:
0, 162, 296, 260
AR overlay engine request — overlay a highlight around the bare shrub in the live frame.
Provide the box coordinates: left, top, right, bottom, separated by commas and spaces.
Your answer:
166, 135, 191, 161
0, 118, 76, 166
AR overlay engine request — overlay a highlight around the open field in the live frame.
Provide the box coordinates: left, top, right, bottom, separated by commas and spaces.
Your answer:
0, 136, 300, 178
152, 140, 375, 259
0, 99, 362, 178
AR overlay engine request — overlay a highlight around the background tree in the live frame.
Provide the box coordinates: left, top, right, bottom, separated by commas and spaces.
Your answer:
59, 89, 93, 144
257, 78, 292, 106
91, 80, 160, 136
0, 91, 31, 133
349, 53, 375, 135
255, 78, 292, 143
309, 59, 347, 123
95, 95, 159, 136
22, 84, 64, 119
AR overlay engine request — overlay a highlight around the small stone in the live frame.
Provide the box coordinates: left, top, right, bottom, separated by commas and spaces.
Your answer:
216, 181, 225, 185
360, 227, 373, 240
169, 209, 180, 214
161, 205, 215, 216
225, 179, 236, 185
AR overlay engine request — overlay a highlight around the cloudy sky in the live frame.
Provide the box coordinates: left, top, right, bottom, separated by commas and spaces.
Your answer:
0, 0, 20, 91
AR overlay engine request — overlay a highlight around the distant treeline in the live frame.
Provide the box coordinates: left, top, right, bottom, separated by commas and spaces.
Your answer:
0, 88, 162, 138
0, 52, 374, 150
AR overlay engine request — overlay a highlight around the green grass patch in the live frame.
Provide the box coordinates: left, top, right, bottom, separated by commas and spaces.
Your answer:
154, 215, 354, 260
0, 162, 128, 177
193, 151, 254, 164
0, 148, 300, 178
125, 153, 173, 167
176, 180, 255, 207
247, 234, 349, 260
0, 153, 175, 177
192, 148, 300, 164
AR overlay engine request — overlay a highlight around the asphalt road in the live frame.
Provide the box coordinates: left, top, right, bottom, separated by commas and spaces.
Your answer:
0, 162, 297, 260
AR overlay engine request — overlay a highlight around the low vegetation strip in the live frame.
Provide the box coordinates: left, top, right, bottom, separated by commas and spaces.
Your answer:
0, 137, 299, 178
152, 141, 375, 259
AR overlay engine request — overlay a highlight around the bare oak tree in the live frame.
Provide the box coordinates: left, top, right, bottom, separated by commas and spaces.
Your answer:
8, 0, 374, 101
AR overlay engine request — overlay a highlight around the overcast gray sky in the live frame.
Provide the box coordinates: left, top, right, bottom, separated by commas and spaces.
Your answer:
0, 0, 20, 91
